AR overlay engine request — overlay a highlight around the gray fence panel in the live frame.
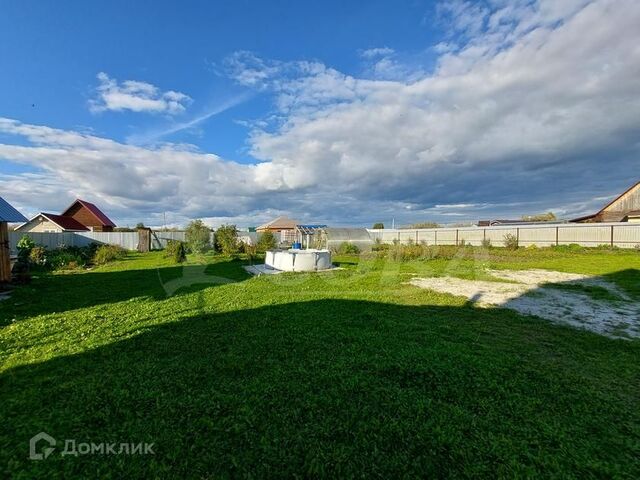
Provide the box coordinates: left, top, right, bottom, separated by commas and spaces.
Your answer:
367, 223, 640, 248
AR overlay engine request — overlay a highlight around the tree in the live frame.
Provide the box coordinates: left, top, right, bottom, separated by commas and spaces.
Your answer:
256, 231, 277, 252
408, 222, 440, 229
215, 224, 239, 255
372, 222, 384, 229
185, 219, 211, 253
522, 212, 556, 222
135, 222, 146, 229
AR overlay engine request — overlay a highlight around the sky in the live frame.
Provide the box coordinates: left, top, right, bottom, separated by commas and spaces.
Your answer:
0, 0, 638, 228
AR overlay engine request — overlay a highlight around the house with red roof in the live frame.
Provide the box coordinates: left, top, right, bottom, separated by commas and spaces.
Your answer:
15, 199, 116, 233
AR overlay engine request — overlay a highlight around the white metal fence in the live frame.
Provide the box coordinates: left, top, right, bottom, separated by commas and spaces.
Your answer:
8, 231, 215, 254
367, 223, 640, 249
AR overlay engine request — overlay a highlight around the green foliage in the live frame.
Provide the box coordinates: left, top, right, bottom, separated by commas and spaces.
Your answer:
135, 222, 146, 229
215, 224, 239, 255
256, 231, 277, 252
29, 246, 47, 266
185, 219, 211, 254
408, 222, 440, 229
481, 238, 492, 249
16, 235, 35, 263
93, 244, 127, 265
165, 240, 187, 263
338, 242, 360, 255
522, 212, 557, 222
503, 233, 519, 250
372, 222, 385, 229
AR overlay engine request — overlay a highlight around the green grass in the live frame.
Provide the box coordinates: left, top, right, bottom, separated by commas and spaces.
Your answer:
1, 248, 639, 478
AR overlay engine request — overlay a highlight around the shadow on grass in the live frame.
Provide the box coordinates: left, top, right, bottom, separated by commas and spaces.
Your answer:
0, 258, 251, 324
1, 298, 639, 478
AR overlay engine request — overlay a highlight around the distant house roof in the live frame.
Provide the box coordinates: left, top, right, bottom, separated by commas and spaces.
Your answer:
571, 181, 640, 222
24, 213, 90, 231
0, 197, 27, 223
256, 216, 298, 231
61, 199, 116, 227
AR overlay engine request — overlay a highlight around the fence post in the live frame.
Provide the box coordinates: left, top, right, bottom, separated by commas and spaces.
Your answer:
455, 229, 459, 246
611, 225, 614, 248
556, 226, 559, 246
516, 228, 520, 245
415, 230, 418, 244
434, 229, 438, 246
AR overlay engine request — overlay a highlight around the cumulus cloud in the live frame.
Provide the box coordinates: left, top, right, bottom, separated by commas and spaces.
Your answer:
89, 72, 191, 114
2, 0, 639, 226
234, 0, 640, 220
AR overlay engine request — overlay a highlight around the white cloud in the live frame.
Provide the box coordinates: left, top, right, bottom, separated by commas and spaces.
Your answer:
89, 72, 191, 114
2, 0, 639, 226
360, 47, 395, 59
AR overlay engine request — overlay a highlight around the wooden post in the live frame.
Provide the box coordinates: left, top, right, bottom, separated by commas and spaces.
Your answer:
0, 222, 10, 283
455, 229, 459, 246
137, 228, 151, 253
415, 230, 419, 244
610, 225, 614, 248
555, 226, 559, 246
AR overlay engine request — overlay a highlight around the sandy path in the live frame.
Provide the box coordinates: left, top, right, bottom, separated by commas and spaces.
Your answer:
410, 269, 639, 339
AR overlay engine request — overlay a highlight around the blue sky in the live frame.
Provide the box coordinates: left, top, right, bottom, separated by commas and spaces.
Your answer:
0, 0, 638, 227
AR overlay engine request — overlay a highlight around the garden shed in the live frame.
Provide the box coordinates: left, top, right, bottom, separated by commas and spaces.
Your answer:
0, 197, 27, 283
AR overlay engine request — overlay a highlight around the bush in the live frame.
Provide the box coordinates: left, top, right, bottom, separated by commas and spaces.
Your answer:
93, 245, 127, 265
481, 238, 492, 249
48, 251, 84, 270
503, 233, 519, 250
215, 224, 239, 255
372, 223, 384, 229
185, 220, 211, 254
338, 242, 360, 255
256, 231, 277, 252
29, 246, 47, 266
165, 240, 186, 263
16, 235, 35, 263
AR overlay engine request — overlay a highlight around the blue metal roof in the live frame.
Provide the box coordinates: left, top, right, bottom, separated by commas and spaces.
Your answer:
0, 196, 27, 222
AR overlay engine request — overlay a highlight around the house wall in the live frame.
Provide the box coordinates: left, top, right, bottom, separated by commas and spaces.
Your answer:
65, 203, 113, 232
603, 183, 640, 214
16, 216, 62, 233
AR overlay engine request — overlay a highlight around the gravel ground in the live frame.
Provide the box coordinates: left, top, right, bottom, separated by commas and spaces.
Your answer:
410, 269, 639, 339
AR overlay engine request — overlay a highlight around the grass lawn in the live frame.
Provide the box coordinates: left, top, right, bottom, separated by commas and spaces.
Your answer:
1, 248, 639, 478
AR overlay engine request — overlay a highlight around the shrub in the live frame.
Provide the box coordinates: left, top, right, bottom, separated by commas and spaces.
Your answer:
185, 219, 211, 254
48, 251, 84, 270
215, 224, 239, 255
481, 238, 492, 249
93, 245, 127, 265
165, 240, 186, 263
29, 246, 47, 266
503, 233, 519, 250
16, 235, 35, 263
256, 231, 277, 252
338, 242, 360, 255
372, 222, 384, 229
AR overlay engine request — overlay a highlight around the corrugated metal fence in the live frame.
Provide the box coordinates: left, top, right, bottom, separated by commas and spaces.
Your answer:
8, 231, 215, 254
367, 223, 640, 248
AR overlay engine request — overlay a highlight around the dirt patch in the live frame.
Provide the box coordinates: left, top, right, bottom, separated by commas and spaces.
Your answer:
410, 269, 639, 339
